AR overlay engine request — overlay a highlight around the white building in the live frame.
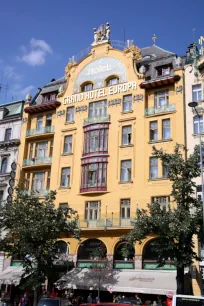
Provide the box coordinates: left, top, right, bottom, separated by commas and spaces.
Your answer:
0, 100, 24, 272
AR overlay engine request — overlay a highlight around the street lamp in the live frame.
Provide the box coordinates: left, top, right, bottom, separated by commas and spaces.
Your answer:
188, 101, 204, 227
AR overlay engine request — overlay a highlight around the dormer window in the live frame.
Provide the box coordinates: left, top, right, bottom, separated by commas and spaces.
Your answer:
43, 93, 56, 103
157, 66, 171, 77
81, 82, 93, 92
106, 76, 119, 87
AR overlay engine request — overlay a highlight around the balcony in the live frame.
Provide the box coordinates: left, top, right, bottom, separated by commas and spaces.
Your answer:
23, 156, 52, 167
83, 115, 110, 127
145, 104, 176, 116
26, 126, 55, 137
21, 189, 49, 197
78, 218, 135, 229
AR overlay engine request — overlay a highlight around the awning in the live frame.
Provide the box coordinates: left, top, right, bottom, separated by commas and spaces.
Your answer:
0, 266, 24, 286
55, 268, 176, 295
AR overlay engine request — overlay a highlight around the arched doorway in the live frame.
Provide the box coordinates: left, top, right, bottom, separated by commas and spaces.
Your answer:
113, 241, 135, 269
142, 238, 176, 270
77, 239, 107, 268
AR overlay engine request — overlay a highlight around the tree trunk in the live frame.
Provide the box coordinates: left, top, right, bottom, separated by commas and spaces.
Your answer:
33, 287, 38, 306
176, 266, 184, 294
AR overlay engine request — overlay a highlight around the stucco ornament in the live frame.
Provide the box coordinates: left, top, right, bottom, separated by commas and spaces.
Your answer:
92, 22, 111, 45
65, 61, 77, 80
124, 45, 142, 61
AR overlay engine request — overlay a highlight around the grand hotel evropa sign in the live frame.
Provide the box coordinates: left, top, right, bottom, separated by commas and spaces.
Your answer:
63, 81, 136, 105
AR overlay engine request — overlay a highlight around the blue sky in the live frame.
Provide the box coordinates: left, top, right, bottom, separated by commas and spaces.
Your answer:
0, 0, 203, 103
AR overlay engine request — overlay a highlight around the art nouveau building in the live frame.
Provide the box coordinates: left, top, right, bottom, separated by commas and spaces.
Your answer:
0, 100, 24, 272
16, 29, 198, 295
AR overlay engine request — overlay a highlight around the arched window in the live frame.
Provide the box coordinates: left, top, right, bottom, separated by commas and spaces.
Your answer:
81, 82, 93, 92
1, 158, 8, 174
106, 76, 119, 87
78, 239, 107, 260
193, 115, 204, 134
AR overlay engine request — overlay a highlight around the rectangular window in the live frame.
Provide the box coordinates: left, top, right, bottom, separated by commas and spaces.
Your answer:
120, 199, 130, 219
193, 115, 204, 134
162, 162, 169, 178
89, 100, 107, 118
155, 91, 169, 108
64, 135, 72, 154
4, 128, 12, 141
47, 171, 51, 189
35, 142, 48, 158
0, 190, 3, 201
29, 143, 34, 159
158, 67, 170, 76
32, 172, 45, 191
49, 140, 53, 157
123, 95, 132, 112
152, 196, 170, 210
59, 203, 68, 210
122, 126, 132, 145
25, 173, 30, 190
197, 185, 202, 200
150, 157, 158, 179
192, 84, 202, 102
162, 119, 171, 140
60, 167, 70, 187
84, 129, 108, 154
36, 116, 43, 130
150, 121, 158, 141
85, 201, 100, 220
120, 160, 132, 182
66, 107, 74, 122
46, 114, 52, 127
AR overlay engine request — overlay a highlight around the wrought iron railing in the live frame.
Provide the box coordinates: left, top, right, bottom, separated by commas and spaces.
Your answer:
23, 156, 52, 166
26, 126, 55, 137
21, 189, 50, 197
145, 104, 176, 116
78, 218, 135, 229
83, 115, 110, 126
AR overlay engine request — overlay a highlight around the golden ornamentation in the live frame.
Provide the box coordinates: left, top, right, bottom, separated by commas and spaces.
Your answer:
65, 61, 77, 79
123, 45, 142, 61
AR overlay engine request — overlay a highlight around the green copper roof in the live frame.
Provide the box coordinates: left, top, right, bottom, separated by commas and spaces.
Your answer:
0, 100, 24, 118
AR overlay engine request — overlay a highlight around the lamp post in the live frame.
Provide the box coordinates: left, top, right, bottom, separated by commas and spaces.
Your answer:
188, 101, 204, 227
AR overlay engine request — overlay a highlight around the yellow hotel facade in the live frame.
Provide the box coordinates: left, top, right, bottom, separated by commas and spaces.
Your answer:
16, 29, 196, 295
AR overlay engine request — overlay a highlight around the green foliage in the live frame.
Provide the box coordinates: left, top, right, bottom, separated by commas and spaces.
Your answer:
0, 189, 80, 288
124, 144, 203, 270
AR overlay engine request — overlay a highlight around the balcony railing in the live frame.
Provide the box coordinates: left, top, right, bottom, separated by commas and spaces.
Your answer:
145, 104, 176, 116
21, 189, 49, 197
78, 218, 135, 229
26, 126, 55, 137
83, 115, 110, 126
23, 156, 52, 167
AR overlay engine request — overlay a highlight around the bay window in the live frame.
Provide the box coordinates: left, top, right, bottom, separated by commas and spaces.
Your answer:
81, 162, 107, 191
84, 128, 108, 154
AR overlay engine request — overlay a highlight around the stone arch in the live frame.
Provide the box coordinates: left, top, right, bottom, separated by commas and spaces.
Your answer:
55, 240, 69, 255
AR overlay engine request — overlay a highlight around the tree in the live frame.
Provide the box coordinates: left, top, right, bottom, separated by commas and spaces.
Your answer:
123, 144, 203, 294
0, 189, 80, 304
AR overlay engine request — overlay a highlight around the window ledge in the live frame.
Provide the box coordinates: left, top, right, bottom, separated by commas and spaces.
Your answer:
121, 110, 133, 115
144, 111, 176, 118
120, 144, 134, 148
59, 186, 71, 189
62, 153, 73, 156
148, 138, 172, 144
193, 133, 204, 137
119, 181, 133, 184
148, 177, 169, 182
65, 121, 75, 125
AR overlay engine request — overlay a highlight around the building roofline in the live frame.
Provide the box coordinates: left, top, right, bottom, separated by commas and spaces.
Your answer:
0, 100, 25, 108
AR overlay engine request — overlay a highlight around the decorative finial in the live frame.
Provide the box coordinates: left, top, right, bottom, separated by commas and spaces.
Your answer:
25, 93, 32, 103
152, 34, 157, 46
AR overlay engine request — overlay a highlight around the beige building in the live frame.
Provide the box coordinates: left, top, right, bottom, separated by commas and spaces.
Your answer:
16, 26, 193, 296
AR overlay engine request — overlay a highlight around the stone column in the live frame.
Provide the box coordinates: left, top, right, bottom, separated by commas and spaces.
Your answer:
134, 255, 142, 269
